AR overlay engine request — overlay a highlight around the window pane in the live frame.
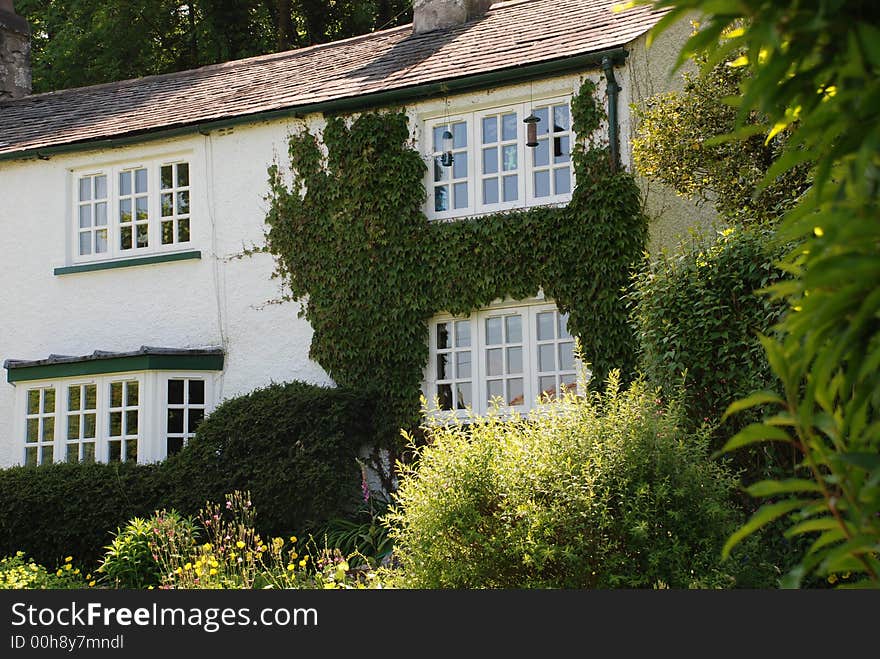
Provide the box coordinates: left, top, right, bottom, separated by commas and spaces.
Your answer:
95, 202, 107, 226
125, 439, 138, 462
167, 437, 184, 456
554, 135, 571, 163
177, 190, 190, 215
502, 175, 518, 202
560, 374, 577, 394
502, 113, 518, 141
82, 442, 95, 463
507, 346, 522, 374
167, 409, 184, 434
177, 163, 189, 187
456, 382, 471, 409
177, 219, 190, 243
83, 413, 96, 439
168, 379, 185, 405
42, 417, 54, 441
120, 226, 133, 250
189, 379, 205, 405
553, 104, 570, 132
79, 205, 92, 228
44, 388, 55, 412
534, 107, 549, 136
437, 383, 453, 411
486, 317, 503, 345
452, 154, 468, 179
537, 312, 555, 341
534, 138, 550, 168
161, 193, 174, 217
25, 446, 37, 466
487, 379, 504, 404
161, 165, 173, 189
539, 344, 556, 372
27, 389, 40, 415
27, 418, 38, 441
188, 408, 205, 434
109, 412, 122, 437
68, 386, 81, 412
136, 224, 149, 248
85, 384, 97, 409
67, 415, 80, 440
508, 378, 523, 406
119, 171, 131, 196
40, 445, 53, 464
558, 312, 571, 339
482, 116, 497, 144
434, 157, 447, 182
135, 168, 148, 193
455, 351, 471, 379
534, 170, 551, 198
437, 353, 449, 380
502, 145, 517, 172
482, 147, 498, 175
453, 182, 468, 209
135, 196, 148, 221
452, 122, 467, 149
435, 185, 449, 212
120, 198, 132, 224
559, 341, 575, 371
554, 168, 571, 195
455, 320, 470, 348
486, 348, 503, 376
93, 175, 107, 200
79, 232, 92, 255
108, 440, 121, 463
505, 315, 522, 343
79, 177, 92, 201
66, 444, 79, 464
125, 410, 138, 435
162, 221, 174, 245
539, 375, 557, 400
436, 322, 450, 350
483, 178, 499, 205
96, 229, 108, 253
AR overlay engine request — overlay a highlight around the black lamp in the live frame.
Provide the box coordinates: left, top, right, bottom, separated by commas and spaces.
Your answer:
524, 113, 540, 147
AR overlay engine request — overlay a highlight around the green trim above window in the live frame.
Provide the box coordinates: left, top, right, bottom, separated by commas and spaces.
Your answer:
7, 353, 224, 383
54, 250, 201, 276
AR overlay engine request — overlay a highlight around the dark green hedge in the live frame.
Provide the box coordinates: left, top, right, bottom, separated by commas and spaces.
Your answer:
0, 381, 375, 568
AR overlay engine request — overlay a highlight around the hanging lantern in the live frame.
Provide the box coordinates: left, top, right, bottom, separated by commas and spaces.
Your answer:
523, 113, 540, 147
440, 129, 455, 167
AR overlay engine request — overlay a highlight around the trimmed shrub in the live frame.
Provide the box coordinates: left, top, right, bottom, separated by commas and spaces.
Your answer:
0, 381, 375, 569
385, 376, 758, 589
627, 224, 791, 477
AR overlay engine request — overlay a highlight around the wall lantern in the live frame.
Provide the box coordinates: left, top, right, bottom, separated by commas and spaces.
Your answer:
440, 129, 455, 167
524, 113, 540, 147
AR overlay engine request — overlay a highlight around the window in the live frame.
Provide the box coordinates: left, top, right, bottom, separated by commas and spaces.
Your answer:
426, 301, 584, 415
425, 97, 574, 220
165, 377, 206, 456
72, 157, 192, 262
17, 371, 214, 465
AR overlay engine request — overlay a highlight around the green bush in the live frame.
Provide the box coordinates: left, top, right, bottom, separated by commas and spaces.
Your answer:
628, 224, 791, 477
0, 381, 375, 570
385, 375, 760, 589
0, 552, 89, 589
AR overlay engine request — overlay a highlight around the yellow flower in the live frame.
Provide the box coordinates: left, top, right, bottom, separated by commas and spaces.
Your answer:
229, 552, 237, 560
813, 226, 824, 237
299, 559, 307, 568
258, 545, 267, 553
184, 562, 192, 571
88, 580, 96, 587
290, 552, 298, 560
202, 543, 212, 551
56, 569, 63, 577
64, 556, 73, 563
287, 564, 295, 572
289, 536, 297, 544
175, 567, 183, 575
209, 569, 218, 576
210, 560, 219, 568
73, 569, 80, 575
86, 573, 91, 580
236, 541, 245, 549
64, 564, 72, 571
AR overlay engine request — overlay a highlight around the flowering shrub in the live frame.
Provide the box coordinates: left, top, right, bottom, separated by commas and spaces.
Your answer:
0, 552, 90, 589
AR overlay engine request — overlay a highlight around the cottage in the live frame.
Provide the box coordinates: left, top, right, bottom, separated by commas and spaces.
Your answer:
0, 0, 701, 467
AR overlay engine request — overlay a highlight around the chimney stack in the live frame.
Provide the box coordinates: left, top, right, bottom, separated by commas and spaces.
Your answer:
413, 0, 494, 34
0, 0, 31, 100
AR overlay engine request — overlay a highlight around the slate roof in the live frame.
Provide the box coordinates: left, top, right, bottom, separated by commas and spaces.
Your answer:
3, 346, 224, 370
0, 0, 664, 158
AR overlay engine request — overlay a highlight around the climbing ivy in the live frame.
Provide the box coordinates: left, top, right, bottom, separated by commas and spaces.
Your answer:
265, 79, 647, 436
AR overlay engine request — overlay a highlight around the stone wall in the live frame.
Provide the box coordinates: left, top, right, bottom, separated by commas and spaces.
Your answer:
0, 9, 31, 100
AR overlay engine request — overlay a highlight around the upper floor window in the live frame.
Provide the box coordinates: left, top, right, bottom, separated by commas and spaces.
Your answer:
425, 97, 573, 220
72, 157, 192, 263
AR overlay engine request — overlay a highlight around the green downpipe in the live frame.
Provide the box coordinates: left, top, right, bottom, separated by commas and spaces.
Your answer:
602, 56, 621, 171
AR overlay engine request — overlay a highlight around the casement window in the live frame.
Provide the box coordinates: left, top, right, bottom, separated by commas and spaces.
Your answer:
72, 158, 191, 262
426, 301, 582, 415
15, 372, 215, 465
426, 97, 574, 220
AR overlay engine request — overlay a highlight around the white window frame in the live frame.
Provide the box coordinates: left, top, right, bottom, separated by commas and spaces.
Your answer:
161, 374, 211, 457
13, 371, 216, 465
424, 95, 575, 221
424, 299, 585, 418
70, 156, 193, 264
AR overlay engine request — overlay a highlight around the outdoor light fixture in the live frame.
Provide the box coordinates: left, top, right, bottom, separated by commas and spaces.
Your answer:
440, 129, 455, 166
524, 113, 540, 147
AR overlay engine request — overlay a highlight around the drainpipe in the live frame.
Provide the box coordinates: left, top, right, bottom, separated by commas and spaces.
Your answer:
602, 56, 621, 172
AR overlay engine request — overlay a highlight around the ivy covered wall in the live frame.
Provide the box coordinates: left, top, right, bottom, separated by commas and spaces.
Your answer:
265, 78, 647, 436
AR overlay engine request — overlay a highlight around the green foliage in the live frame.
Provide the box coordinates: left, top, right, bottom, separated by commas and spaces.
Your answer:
265, 79, 648, 432
385, 375, 757, 588
633, 51, 810, 223
0, 552, 88, 590
647, 0, 880, 587
0, 381, 375, 569
98, 514, 186, 589
628, 223, 792, 477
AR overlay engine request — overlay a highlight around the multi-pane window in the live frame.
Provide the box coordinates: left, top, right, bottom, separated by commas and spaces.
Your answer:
24, 387, 56, 466
166, 378, 206, 456
434, 320, 472, 410
72, 157, 192, 262
160, 163, 191, 245
425, 97, 573, 220
77, 174, 109, 256
427, 303, 583, 415
108, 380, 139, 463
65, 383, 97, 463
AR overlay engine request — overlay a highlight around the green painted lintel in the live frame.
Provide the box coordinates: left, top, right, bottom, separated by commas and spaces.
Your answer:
1, 48, 628, 162
54, 250, 201, 276
7, 353, 225, 383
